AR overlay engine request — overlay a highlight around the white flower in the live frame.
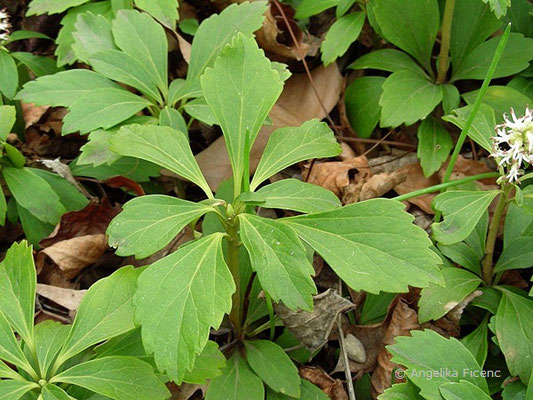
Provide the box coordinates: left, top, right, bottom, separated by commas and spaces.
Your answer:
491, 106, 533, 183
0, 9, 10, 43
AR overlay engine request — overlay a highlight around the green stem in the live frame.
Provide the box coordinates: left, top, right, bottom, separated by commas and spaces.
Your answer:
482, 185, 510, 285
393, 172, 499, 202
436, 0, 455, 83
226, 221, 242, 335
264, 293, 276, 341
436, 24, 511, 221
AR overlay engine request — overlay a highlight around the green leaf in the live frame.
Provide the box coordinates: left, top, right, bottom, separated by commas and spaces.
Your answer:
379, 70, 443, 128
441, 84, 460, 115
450, 0, 501, 72
0, 242, 35, 347
183, 98, 218, 126
17, 204, 55, 247
201, 33, 283, 193
0, 380, 39, 400
344, 76, 385, 138
112, 10, 168, 92
418, 268, 481, 323
508, 76, 533, 101
58, 266, 141, 363
72, 12, 116, 64
109, 124, 212, 197
442, 104, 496, 152
239, 214, 316, 311
0, 51, 18, 99
0, 105, 16, 141
509, 0, 533, 38
34, 320, 70, 378
503, 186, 533, 248
62, 88, 151, 134
182, 340, 226, 384
251, 119, 340, 190
7, 30, 52, 42
51, 356, 170, 400
451, 33, 533, 81
186, 1, 267, 89
94, 327, 148, 361
481, 0, 510, 19
440, 380, 492, 400
4, 143, 26, 168
16, 70, 119, 108
107, 195, 213, 258
494, 237, 533, 273
71, 157, 160, 183
282, 199, 443, 293
134, 234, 235, 383
417, 117, 453, 177
133, 0, 179, 29
462, 86, 531, 123
239, 179, 341, 214
41, 384, 74, 400
501, 380, 528, 400
0, 310, 33, 372
27, 0, 91, 15
55, 2, 113, 66
89, 49, 162, 103
159, 106, 187, 133
494, 288, 533, 384
461, 319, 488, 367
336, 0, 356, 17
295, 0, 338, 19
0, 189, 6, 226
244, 340, 300, 397
30, 169, 89, 213
10, 53, 61, 77
372, 0, 439, 71
321, 12, 365, 66
388, 329, 489, 399
4, 167, 66, 224
379, 381, 424, 400
432, 190, 500, 245
348, 49, 424, 74
205, 353, 264, 400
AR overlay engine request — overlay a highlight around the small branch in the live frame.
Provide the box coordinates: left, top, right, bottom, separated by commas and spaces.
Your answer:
337, 317, 356, 400
482, 185, 510, 285
436, 0, 456, 84
227, 221, 242, 334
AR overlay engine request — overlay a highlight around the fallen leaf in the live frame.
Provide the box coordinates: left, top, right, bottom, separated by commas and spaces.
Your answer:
307, 155, 370, 198
274, 289, 355, 351
105, 176, 145, 196
394, 163, 439, 214
196, 64, 343, 190
21, 102, 50, 128
299, 366, 348, 400
36, 283, 87, 311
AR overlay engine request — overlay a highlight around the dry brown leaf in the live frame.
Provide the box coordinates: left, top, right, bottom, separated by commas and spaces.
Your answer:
36, 283, 86, 311
394, 163, 440, 214
167, 382, 206, 400
196, 64, 343, 190
274, 289, 355, 351
255, 3, 309, 60
370, 299, 420, 396
40, 234, 108, 279
299, 366, 348, 400
358, 170, 408, 202
21, 102, 50, 128
177, 33, 191, 63
307, 156, 370, 198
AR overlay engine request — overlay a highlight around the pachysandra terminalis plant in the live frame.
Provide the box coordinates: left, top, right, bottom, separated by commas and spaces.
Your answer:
383, 107, 533, 399
0, 241, 170, 399
104, 32, 443, 398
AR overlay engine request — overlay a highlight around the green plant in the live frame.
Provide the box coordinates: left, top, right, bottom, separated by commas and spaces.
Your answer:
0, 105, 89, 245
0, 241, 170, 399
338, 0, 533, 177
105, 32, 443, 398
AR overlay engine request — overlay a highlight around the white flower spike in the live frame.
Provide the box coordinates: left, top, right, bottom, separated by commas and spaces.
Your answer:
491, 106, 533, 183
0, 9, 11, 43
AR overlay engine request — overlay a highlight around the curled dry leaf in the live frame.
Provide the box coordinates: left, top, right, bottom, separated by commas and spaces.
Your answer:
21, 102, 50, 128
196, 64, 343, 190
307, 155, 371, 198
274, 289, 355, 351
255, 3, 310, 60
167, 382, 207, 400
394, 163, 439, 214
299, 366, 348, 400
104, 176, 145, 196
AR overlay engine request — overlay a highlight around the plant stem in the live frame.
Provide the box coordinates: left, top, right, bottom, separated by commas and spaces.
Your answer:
482, 185, 511, 285
435, 24, 511, 221
393, 172, 499, 202
226, 220, 242, 335
436, 0, 456, 84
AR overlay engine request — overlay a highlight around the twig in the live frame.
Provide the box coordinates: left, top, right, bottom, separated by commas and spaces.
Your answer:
337, 279, 356, 400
